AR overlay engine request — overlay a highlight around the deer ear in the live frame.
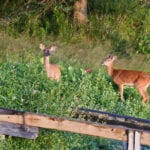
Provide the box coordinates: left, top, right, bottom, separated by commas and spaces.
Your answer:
50, 46, 57, 52
39, 43, 45, 50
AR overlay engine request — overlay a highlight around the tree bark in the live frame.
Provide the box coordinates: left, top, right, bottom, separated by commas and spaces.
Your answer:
74, 0, 88, 24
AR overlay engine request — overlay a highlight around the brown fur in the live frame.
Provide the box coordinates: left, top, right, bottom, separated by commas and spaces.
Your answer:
102, 55, 150, 103
40, 43, 61, 81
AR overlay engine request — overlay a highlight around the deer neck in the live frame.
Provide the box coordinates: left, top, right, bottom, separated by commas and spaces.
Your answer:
107, 62, 114, 76
44, 56, 50, 75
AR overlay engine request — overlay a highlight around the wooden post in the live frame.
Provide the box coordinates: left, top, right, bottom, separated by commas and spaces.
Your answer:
128, 131, 134, 150
0, 121, 39, 139
134, 131, 141, 150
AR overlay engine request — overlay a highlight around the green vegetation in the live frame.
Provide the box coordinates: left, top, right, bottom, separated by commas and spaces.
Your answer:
0, 0, 150, 149
0, 36, 150, 149
0, 54, 149, 149
0, 0, 150, 54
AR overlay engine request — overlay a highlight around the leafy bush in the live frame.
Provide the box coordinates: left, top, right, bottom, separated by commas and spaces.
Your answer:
135, 34, 150, 54
0, 57, 149, 149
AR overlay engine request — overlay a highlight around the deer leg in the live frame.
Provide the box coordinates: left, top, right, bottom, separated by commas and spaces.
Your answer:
142, 90, 149, 103
137, 87, 149, 103
118, 84, 124, 101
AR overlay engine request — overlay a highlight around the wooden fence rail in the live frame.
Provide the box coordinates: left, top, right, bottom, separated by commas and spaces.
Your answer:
73, 108, 150, 150
0, 107, 149, 150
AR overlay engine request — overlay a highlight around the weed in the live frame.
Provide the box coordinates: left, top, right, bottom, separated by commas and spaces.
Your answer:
0, 56, 149, 149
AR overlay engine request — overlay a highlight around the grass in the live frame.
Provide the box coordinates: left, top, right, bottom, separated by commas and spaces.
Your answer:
0, 34, 150, 149
0, 1, 150, 148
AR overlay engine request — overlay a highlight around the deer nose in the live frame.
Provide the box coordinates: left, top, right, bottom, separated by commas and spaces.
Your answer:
44, 50, 51, 56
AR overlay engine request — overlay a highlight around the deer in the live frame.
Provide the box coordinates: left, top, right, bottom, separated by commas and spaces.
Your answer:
39, 43, 61, 81
101, 55, 150, 103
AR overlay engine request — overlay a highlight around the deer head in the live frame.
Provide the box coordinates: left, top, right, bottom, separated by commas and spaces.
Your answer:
39, 44, 57, 56
101, 55, 117, 66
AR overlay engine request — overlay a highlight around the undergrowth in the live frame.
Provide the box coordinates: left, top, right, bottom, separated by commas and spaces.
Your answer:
0, 0, 150, 149
0, 58, 149, 149
0, 0, 150, 55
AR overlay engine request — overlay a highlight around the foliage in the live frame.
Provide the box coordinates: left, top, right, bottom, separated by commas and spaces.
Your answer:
0, 56, 150, 149
135, 34, 150, 54
0, 1, 150, 149
0, 0, 149, 54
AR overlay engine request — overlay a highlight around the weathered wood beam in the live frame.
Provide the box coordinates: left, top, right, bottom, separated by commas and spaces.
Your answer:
73, 108, 150, 132
0, 113, 127, 142
0, 108, 149, 145
0, 122, 39, 139
0, 108, 39, 139
0, 108, 24, 115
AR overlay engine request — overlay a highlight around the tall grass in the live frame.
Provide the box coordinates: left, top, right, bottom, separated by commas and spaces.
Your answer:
0, 0, 149, 54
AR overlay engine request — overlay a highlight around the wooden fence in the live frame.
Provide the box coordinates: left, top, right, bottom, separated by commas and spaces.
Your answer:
0, 107, 149, 150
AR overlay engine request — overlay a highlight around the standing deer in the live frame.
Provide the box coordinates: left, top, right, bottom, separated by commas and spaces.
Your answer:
101, 55, 150, 103
39, 43, 61, 81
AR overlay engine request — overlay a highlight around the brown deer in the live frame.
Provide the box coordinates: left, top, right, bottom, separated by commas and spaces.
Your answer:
101, 55, 150, 103
39, 43, 61, 81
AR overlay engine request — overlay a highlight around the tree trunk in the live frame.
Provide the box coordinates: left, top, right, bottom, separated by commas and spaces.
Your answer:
74, 0, 88, 24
